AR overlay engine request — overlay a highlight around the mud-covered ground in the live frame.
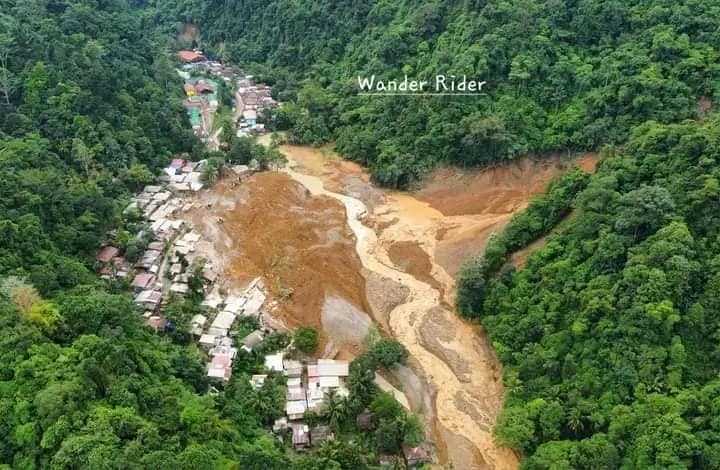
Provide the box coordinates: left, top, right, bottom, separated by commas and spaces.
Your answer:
183, 172, 371, 354
182, 142, 598, 469
277, 144, 597, 469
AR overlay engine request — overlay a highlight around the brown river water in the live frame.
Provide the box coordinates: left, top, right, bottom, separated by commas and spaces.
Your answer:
182, 141, 597, 469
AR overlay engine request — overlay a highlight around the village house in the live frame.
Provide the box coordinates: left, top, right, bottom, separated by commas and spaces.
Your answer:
97, 254, 130, 280
290, 423, 310, 450
135, 289, 162, 311
240, 330, 265, 353
195, 80, 215, 94
284, 359, 303, 378
199, 333, 219, 349
317, 359, 350, 377
170, 282, 189, 295
190, 314, 207, 336
287, 381, 306, 410
137, 249, 162, 271
207, 353, 233, 381
265, 352, 284, 372
310, 425, 334, 446
211, 311, 237, 337
96, 246, 120, 264
146, 315, 167, 333
242, 282, 267, 318
242, 109, 257, 127
286, 399, 308, 421
178, 50, 205, 63
402, 444, 432, 468
251, 374, 267, 390
131, 272, 156, 293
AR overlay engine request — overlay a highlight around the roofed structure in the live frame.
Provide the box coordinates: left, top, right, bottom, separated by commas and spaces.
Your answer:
310, 426, 334, 446
317, 359, 349, 377
96, 246, 120, 263
241, 330, 264, 352
402, 444, 432, 468
265, 352, 284, 372
290, 423, 310, 449
178, 50, 205, 63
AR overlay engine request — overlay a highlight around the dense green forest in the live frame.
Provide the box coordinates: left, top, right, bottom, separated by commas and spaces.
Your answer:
6, 0, 720, 468
458, 116, 720, 469
153, 0, 720, 468
156, 0, 719, 187
0, 1, 413, 468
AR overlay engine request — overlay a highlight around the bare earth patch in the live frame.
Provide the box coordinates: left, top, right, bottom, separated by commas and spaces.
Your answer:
187, 143, 602, 469
183, 172, 371, 352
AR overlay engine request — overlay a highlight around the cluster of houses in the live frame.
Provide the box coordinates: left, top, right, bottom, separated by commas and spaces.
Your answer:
256, 352, 432, 466
96, 157, 215, 331
96, 51, 434, 466
177, 49, 278, 140
195, 277, 272, 381
178, 50, 237, 83
256, 354, 350, 450
235, 76, 277, 136
164, 158, 206, 193
183, 77, 219, 134
97, 152, 268, 382
177, 50, 223, 144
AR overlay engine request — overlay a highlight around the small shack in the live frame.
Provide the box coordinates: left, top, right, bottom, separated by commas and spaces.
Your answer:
290, 423, 310, 450
310, 425, 334, 446
402, 444, 431, 469
96, 246, 120, 263
178, 50, 205, 63
241, 330, 265, 353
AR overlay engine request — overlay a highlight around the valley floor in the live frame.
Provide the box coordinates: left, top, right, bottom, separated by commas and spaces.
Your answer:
180, 137, 596, 468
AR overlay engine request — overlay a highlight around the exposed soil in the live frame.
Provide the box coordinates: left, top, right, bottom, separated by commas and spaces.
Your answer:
280, 144, 386, 209
185, 140, 599, 469
510, 235, 550, 270
412, 153, 598, 280
363, 271, 410, 333
183, 172, 371, 351
277, 145, 599, 470
415, 154, 598, 217
699, 96, 713, 118
321, 295, 373, 350
388, 241, 442, 293
178, 23, 200, 45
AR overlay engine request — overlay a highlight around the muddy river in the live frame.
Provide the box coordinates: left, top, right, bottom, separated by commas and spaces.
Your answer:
184, 142, 597, 469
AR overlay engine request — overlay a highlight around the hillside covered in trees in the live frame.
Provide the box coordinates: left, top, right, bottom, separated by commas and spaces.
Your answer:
5, 0, 720, 468
154, 0, 720, 468
458, 116, 720, 469
157, 0, 719, 187
0, 1, 414, 468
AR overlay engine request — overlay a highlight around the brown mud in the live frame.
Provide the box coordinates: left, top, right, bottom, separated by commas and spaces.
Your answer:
184, 139, 598, 469
183, 172, 370, 353
275, 144, 598, 470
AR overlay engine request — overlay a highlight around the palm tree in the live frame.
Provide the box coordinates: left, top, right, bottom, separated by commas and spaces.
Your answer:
323, 389, 349, 430
567, 407, 585, 434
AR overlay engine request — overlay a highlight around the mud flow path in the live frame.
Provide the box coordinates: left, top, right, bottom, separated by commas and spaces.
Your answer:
277, 145, 597, 469
182, 172, 372, 354
185, 139, 596, 469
